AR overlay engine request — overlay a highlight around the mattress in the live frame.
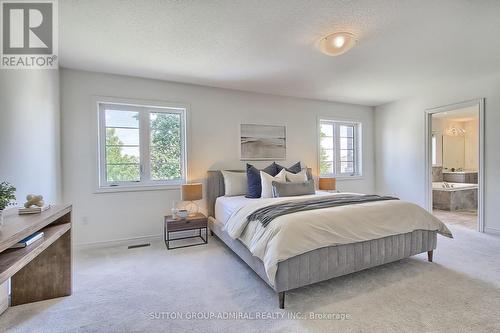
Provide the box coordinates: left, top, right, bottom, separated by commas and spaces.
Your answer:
215, 191, 333, 224
215, 196, 254, 224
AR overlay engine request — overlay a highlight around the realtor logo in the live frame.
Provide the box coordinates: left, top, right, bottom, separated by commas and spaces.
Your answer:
1, 0, 58, 69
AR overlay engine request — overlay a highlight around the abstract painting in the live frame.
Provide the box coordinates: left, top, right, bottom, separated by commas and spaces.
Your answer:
240, 124, 286, 160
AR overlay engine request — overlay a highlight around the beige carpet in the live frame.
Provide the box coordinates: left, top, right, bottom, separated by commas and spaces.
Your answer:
1, 224, 500, 333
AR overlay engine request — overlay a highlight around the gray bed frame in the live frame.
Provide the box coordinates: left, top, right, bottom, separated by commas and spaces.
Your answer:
207, 170, 437, 309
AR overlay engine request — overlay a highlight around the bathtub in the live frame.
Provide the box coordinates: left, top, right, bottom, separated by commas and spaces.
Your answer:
432, 182, 478, 211
432, 182, 478, 191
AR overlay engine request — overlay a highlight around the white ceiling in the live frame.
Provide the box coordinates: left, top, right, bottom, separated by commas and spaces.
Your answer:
59, 0, 500, 106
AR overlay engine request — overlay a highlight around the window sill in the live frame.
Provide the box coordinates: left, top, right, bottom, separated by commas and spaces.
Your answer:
94, 184, 181, 194
336, 176, 364, 181
321, 175, 364, 181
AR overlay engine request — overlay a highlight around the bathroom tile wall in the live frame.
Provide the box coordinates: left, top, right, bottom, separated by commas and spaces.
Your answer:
432, 166, 443, 182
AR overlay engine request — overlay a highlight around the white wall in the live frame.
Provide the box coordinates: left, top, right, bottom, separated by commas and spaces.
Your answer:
0, 70, 61, 205
374, 73, 500, 234
60, 69, 375, 245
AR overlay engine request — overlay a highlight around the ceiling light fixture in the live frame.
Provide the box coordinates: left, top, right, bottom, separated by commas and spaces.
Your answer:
446, 127, 466, 136
333, 35, 345, 48
318, 32, 357, 56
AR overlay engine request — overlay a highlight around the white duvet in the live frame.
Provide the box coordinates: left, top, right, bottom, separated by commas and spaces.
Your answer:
223, 192, 452, 286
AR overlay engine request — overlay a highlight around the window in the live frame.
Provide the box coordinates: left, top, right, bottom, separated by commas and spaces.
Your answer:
319, 120, 362, 177
97, 102, 186, 189
432, 133, 437, 166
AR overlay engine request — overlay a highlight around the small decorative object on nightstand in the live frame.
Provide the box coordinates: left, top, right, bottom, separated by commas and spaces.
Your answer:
319, 177, 336, 192
181, 183, 202, 216
164, 213, 208, 250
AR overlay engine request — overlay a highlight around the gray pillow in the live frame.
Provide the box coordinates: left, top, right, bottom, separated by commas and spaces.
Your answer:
272, 180, 315, 198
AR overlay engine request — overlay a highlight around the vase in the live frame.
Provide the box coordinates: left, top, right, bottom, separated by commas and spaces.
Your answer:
0, 210, 3, 227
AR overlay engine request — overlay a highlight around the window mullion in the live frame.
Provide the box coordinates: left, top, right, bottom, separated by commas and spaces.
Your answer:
139, 110, 151, 183
98, 105, 108, 186
353, 125, 357, 175
356, 124, 361, 176
180, 112, 187, 182
334, 123, 340, 175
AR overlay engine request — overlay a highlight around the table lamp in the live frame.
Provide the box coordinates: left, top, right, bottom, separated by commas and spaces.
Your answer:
181, 183, 203, 216
319, 177, 336, 192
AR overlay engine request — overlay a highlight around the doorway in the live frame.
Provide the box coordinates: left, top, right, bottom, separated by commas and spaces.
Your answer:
425, 99, 485, 232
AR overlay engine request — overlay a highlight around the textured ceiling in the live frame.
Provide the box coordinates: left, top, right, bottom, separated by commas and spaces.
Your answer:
59, 0, 500, 106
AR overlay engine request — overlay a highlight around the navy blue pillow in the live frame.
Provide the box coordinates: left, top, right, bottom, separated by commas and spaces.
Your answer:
276, 162, 301, 174
246, 163, 278, 198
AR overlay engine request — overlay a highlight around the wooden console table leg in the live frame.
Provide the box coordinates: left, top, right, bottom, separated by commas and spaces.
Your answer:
11, 230, 72, 306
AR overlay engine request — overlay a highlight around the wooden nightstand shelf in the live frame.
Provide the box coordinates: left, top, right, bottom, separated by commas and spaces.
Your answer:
164, 213, 208, 250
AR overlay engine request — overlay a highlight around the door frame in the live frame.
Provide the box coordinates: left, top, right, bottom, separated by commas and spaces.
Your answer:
424, 98, 485, 232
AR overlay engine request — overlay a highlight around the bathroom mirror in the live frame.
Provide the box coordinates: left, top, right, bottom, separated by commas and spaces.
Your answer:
443, 135, 465, 169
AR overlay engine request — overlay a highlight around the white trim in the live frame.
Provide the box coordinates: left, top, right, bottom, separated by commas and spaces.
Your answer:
75, 234, 162, 250
424, 98, 485, 232
93, 184, 180, 194
484, 227, 500, 236
335, 176, 365, 181
92, 96, 189, 192
92, 95, 189, 111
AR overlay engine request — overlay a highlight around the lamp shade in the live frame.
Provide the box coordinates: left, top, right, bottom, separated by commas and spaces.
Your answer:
181, 183, 202, 201
319, 177, 336, 191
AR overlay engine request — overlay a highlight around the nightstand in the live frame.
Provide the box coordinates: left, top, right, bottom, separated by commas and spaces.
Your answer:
164, 213, 208, 250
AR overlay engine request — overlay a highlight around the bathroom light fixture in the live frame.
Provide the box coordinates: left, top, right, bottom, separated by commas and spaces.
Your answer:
318, 32, 357, 56
446, 127, 466, 136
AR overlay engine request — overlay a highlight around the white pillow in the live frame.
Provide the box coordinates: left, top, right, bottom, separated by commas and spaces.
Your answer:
285, 169, 308, 183
221, 171, 247, 196
260, 169, 286, 198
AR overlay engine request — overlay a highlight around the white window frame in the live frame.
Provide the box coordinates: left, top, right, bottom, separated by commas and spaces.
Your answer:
318, 118, 363, 178
96, 98, 187, 192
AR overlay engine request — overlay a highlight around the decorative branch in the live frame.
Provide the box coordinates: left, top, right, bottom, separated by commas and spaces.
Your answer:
0, 182, 16, 210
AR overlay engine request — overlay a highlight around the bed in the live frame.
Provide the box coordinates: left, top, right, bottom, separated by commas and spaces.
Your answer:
207, 170, 452, 309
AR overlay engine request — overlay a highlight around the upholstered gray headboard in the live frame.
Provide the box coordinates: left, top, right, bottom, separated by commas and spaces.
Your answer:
206, 168, 312, 218
206, 170, 243, 218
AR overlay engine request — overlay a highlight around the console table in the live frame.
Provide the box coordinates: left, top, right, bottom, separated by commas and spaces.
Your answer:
0, 204, 72, 314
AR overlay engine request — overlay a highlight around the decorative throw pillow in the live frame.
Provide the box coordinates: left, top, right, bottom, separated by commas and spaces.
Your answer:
260, 169, 286, 198
272, 180, 315, 198
276, 162, 301, 174
245, 163, 278, 198
285, 169, 308, 183
221, 171, 247, 196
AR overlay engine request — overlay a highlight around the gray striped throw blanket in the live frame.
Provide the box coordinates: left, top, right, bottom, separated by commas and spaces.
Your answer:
248, 194, 399, 228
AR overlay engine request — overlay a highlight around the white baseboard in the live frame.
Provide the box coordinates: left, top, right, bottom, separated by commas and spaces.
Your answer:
75, 234, 162, 250
484, 227, 500, 236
